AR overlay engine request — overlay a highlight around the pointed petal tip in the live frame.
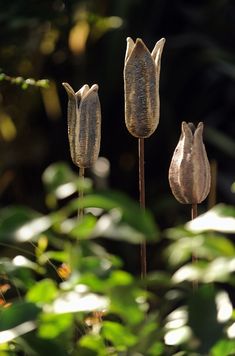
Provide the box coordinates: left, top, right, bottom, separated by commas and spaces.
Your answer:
62, 82, 75, 96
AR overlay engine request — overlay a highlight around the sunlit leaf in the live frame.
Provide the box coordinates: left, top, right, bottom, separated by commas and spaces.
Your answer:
67, 191, 159, 242
0, 206, 44, 242
78, 334, 107, 355
186, 204, 235, 233
211, 339, 235, 356
101, 321, 137, 350
0, 302, 40, 332
38, 313, 73, 339
50, 288, 109, 314
69, 214, 97, 239
26, 279, 58, 304
42, 162, 92, 200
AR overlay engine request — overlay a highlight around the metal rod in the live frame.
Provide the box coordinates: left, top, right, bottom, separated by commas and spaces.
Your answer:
78, 167, 85, 218
138, 138, 147, 278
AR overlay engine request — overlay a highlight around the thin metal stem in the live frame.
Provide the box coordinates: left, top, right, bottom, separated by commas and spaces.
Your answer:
78, 167, 85, 218
191, 203, 198, 290
138, 138, 147, 279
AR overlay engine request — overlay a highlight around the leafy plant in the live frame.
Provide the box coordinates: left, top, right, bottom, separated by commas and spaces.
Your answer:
0, 162, 234, 355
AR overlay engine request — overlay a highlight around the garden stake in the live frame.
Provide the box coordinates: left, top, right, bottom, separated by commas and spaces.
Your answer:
169, 122, 211, 289
124, 37, 165, 278
138, 137, 147, 278
78, 167, 85, 218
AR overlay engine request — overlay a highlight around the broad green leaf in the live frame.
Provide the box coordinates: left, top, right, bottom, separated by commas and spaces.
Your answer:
0, 302, 40, 332
147, 341, 165, 355
186, 204, 235, 233
211, 339, 235, 356
66, 191, 159, 242
0, 206, 48, 242
26, 279, 58, 304
69, 214, 97, 239
21, 332, 68, 356
188, 285, 223, 353
101, 321, 137, 350
42, 162, 92, 199
78, 334, 107, 355
38, 313, 73, 339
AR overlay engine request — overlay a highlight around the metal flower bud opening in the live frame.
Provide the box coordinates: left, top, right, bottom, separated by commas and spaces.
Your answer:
62, 82, 101, 169
124, 37, 165, 138
168, 121, 211, 205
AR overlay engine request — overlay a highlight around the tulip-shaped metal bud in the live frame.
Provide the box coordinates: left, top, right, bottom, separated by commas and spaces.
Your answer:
169, 122, 211, 204
62, 82, 101, 168
124, 37, 165, 138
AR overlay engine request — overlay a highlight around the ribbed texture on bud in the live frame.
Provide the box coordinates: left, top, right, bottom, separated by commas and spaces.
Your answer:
168, 122, 211, 204
124, 37, 165, 138
62, 82, 101, 168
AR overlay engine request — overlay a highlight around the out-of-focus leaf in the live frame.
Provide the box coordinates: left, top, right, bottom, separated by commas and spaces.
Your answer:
78, 334, 107, 355
165, 230, 235, 267
205, 126, 235, 158
186, 204, 235, 233
38, 313, 73, 339
50, 288, 109, 314
146, 271, 172, 287
211, 339, 235, 356
42, 162, 92, 200
109, 285, 145, 325
0, 302, 40, 332
147, 341, 165, 355
67, 191, 159, 242
173, 257, 235, 284
21, 333, 68, 356
69, 214, 97, 239
101, 321, 137, 350
188, 285, 223, 353
26, 279, 58, 304
0, 206, 46, 242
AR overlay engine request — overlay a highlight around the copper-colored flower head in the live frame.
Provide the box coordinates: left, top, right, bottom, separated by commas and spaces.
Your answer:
168, 122, 211, 204
124, 37, 165, 138
62, 82, 101, 168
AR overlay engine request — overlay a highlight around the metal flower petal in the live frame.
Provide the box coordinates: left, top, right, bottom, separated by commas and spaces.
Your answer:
124, 37, 165, 138
62, 82, 101, 168
168, 122, 211, 204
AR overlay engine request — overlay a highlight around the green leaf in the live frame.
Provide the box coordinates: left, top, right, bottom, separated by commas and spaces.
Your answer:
211, 339, 235, 356
188, 285, 223, 353
0, 206, 44, 242
42, 162, 92, 200
70, 214, 97, 239
0, 302, 40, 332
67, 190, 159, 242
26, 279, 58, 304
101, 321, 137, 350
38, 313, 73, 339
78, 335, 107, 355
186, 204, 235, 233
21, 332, 68, 356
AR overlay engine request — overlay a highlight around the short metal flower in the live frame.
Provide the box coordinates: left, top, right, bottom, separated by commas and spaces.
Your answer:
124, 37, 165, 138
168, 122, 211, 204
62, 83, 101, 168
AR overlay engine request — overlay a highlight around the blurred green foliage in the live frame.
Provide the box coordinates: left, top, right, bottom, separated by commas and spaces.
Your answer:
0, 163, 234, 355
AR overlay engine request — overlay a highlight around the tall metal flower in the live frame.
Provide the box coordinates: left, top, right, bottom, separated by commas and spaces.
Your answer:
124, 37, 165, 138
62, 82, 101, 168
169, 122, 211, 205
124, 37, 165, 279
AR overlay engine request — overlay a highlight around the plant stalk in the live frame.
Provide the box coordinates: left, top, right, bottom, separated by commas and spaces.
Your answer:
138, 138, 147, 279
78, 167, 85, 218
